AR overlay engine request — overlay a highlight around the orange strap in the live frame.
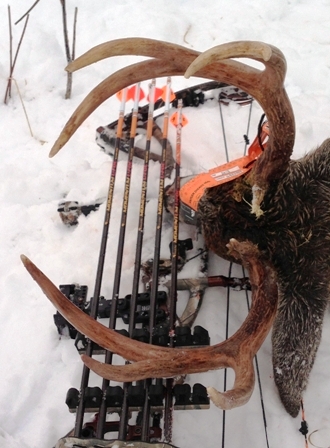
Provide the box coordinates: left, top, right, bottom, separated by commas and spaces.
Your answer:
180, 122, 269, 211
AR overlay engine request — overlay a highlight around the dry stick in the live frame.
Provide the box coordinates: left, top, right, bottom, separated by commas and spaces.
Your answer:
148, 77, 172, 334
73, 88, 128, 437
64, 5, 78, 100
6, 6, 12, 103
60, 0, 71, 63
96, 84, 142, 439
14, 0, 40, 25
12, 78, 34, 137
117, 80, 157, 443
4, 13, 29, 104
4, 9, 32, 135
66, 6, 78, 99
71, 7, 78, 61
60, 0, 77, 99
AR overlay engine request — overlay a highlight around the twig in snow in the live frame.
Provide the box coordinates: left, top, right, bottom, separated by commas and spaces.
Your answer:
60, 0, 71, 64
4, 9, 29, 104
14, 0, 41, 25
60, 0, 78, 99
12, 78, 34, 137
72, 7, 78, 61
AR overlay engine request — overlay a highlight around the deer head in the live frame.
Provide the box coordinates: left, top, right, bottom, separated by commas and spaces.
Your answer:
22, 39, 329, 418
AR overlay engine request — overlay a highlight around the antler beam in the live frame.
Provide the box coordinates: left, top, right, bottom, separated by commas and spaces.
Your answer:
49, 39, 295, 168
21, 239, 277, 410
49, 38, 295, 218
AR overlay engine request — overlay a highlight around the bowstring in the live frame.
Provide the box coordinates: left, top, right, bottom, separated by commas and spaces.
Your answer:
218, 94, 230, 448
218, 94, 270, 448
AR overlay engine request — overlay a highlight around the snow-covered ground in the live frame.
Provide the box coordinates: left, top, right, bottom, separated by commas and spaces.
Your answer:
1, 1, 330, 447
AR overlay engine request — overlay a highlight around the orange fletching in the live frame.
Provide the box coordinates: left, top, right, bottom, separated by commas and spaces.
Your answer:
170, 112, 188, 127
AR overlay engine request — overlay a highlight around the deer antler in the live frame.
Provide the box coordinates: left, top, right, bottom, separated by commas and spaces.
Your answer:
49, 38, 200, 157
21, 239, 277, 410
49, 39, 295, 214
49, 39, 295, 167
184, 41, 295, 215
24, 39, 294, 410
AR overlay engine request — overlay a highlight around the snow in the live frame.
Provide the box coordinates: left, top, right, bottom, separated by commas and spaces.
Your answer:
1, 0, 330, 447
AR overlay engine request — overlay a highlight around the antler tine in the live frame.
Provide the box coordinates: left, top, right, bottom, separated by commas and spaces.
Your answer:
66, 38, 200, 73
81, 352, 254, 410
184, 40, 295, 216
21, 239, 278, 411
184, 41, 273, 79
20, 255, 169, 361
50, 38, 295, 166
49, 39, 200, 157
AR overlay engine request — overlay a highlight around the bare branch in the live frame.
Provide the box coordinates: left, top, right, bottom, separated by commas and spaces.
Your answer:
4, 12, 29, 104
60, 0, 71, 64
60, 1, 78, 99
5, 6, 13, 103
71, 7, 78, 61
14, 0, 41, 25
